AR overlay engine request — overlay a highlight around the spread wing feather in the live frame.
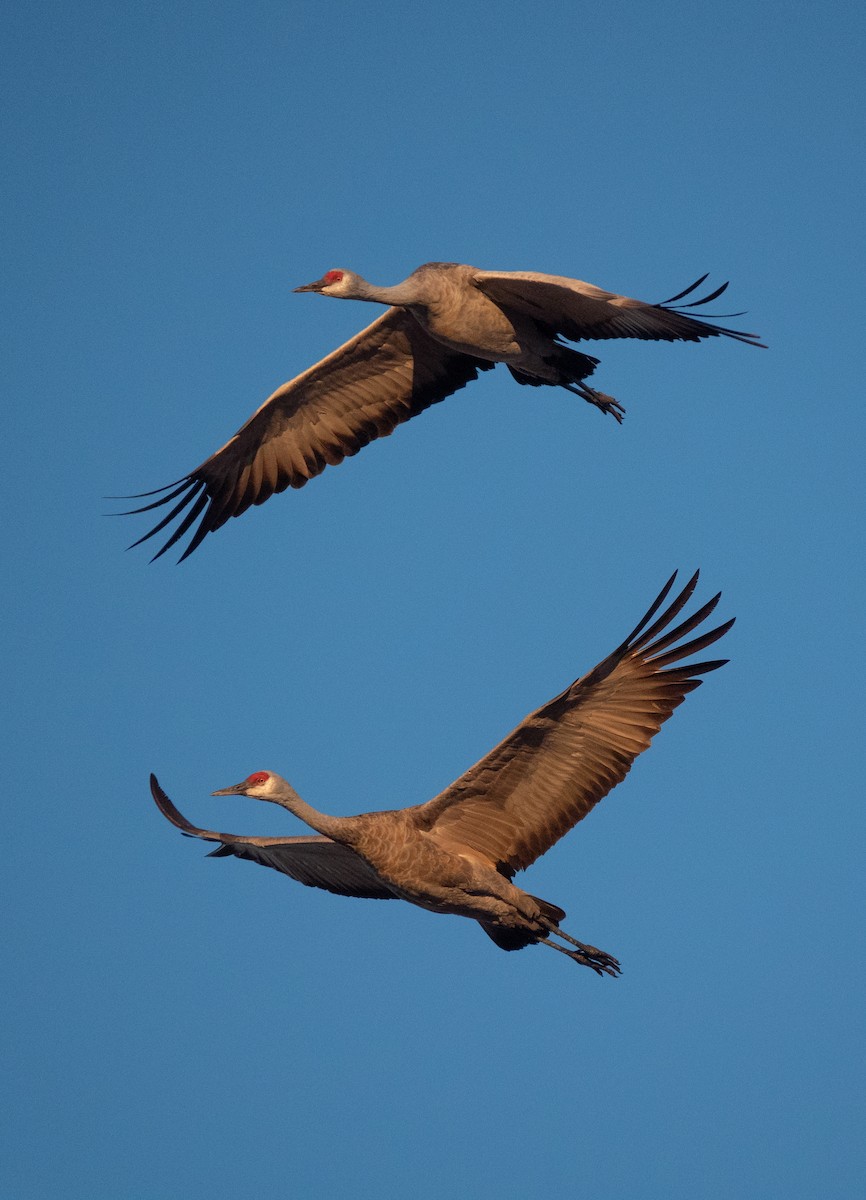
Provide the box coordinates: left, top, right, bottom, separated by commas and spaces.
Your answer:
474, 270, 765, 347
124, 310, 493, 561
149, 774, 397, 900
417, 571, 733, 874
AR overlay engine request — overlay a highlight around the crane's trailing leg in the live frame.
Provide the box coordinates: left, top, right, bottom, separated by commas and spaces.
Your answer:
564, 381, 626, 424
553, 925, 622, 974
538, 936, 621, 976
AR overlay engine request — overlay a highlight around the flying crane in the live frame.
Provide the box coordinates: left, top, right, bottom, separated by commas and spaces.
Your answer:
123, 263, 763, 561
151, 570, 732, 974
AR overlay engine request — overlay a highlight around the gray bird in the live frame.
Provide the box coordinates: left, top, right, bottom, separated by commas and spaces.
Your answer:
151, 570, 733, 975
123, 262, 763, 561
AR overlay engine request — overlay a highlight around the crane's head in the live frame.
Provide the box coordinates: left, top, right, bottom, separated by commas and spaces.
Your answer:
294, 269, 362, 298
213, 771, 280, 799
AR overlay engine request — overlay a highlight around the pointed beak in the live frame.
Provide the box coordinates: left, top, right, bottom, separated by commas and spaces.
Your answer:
293, 277, 326, 293
212, 781, 248, 796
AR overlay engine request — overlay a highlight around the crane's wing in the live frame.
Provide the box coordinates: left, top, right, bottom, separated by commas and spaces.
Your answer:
123, 309, 494, 561
417, 572, 733, 875
150, 774, 397, 900
473, 270, 765, 347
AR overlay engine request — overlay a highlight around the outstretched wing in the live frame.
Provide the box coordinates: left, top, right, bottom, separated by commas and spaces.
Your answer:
150, 774, 397, 900
474, 270, 765, 347
418, 571, 733, 874
123, 310, 494, 561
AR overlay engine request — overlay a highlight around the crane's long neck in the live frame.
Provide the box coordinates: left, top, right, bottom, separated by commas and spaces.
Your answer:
266, 781, 356, 844
347, 276, 425, 308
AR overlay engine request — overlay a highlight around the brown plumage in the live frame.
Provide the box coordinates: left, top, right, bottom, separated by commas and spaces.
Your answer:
122, 263, 763, 561
151, 570, 733, 975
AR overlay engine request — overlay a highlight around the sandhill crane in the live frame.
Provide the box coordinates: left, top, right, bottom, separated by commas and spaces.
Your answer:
123, 263, 763, 561
151, 570, 732, 974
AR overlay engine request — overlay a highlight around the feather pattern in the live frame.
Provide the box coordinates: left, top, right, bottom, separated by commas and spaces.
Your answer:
473, 270, 765, 346
417, 571, 733, 873
123, 308, 493, 561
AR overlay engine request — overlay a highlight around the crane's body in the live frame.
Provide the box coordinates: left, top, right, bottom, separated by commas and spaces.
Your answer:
123, 262, 763, 561
271, 799, 551, 927
152, 570, 734, 975
310, 263, 551, 366
238, 794, 546, 926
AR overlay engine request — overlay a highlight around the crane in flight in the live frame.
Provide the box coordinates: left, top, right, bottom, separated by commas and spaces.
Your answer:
122, 262, 763, 561
151, 570, 733, 975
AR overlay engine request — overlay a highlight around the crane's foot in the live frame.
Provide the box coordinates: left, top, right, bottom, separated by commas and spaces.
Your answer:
565, 381, 626, 424
568, 941, 622, 977
539, 935, 622, 977
586, 388, 626, 424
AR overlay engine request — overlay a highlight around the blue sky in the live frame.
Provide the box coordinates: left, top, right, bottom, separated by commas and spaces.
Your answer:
2, 1, 863, 1196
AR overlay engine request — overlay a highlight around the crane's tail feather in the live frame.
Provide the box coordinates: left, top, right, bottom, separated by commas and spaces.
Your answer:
477, 893, 566, 952
533, 895, 567, 924
478, 923, 537, 951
